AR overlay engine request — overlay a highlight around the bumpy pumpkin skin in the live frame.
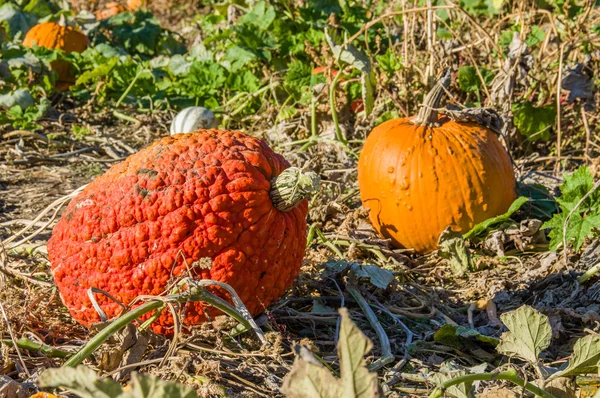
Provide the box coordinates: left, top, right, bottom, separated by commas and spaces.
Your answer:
47, 130, 309, 334
23, 22, 88, 90
358, 116, 517, 254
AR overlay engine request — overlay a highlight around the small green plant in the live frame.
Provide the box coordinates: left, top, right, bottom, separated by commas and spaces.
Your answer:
72, 124, 91, 140
542, 166, 600, 251
37, 365, 199, 398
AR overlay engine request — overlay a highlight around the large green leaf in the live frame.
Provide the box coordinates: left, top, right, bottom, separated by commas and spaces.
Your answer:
550, 335, 600, 380
496, 306, 552, 364
464, 197, 529, 239
512, 101, 556, 142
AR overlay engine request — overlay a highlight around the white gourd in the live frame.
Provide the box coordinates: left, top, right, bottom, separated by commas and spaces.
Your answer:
170, 107, 217, 135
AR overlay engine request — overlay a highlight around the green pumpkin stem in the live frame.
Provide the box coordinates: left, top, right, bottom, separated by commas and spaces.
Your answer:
270, 167, 321, 212
413, 69, 452, 127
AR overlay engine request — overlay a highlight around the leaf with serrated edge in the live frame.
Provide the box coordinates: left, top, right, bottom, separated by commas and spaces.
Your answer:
496, 306, 551, 364
549, 335, 600, 380
281, 308, 380, 398
38, 365, 123, 398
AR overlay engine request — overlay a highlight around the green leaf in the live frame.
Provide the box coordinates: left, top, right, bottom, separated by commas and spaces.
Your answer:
38, 365, 123, 398
458, 66, 480, 93
541, 166, 600, 251
438, 227, 472, 277
486, 0, 505, 14
525, 25, 545, 48
222, 45, 257, 72
550, 335, 600, 379
325, 260, 394, 289
464, 197, 529, 239
434, 324, 500, 349
512, 101, 556, 141
38, 365, 200, 398
496, 305, 552, 364
0, 88, 34, 109
169, 54, 191, 76
499, 30, 514, 49
436, 27, 453, 40
76, 58, 119, 85
0, 3, 34, 40
23, 0, 53, 18
518, 182, 559, 221
281, 308, 381, 398
238, 1, 276, 30
128, 372, 199, 398
376, 48, 402, 77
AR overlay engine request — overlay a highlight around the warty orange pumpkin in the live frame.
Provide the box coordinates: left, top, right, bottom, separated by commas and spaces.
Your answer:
22, 21, 88, 91
357, 70, 517, 254
47, 129, 320, 335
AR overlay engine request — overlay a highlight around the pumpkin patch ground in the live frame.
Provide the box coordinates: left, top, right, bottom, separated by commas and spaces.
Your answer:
1, 0, 600, 397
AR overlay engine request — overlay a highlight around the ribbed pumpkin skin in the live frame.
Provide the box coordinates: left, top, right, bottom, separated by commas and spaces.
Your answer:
23, 22, 88, 89
358, 116, 517, 254
47, 130, 309, 334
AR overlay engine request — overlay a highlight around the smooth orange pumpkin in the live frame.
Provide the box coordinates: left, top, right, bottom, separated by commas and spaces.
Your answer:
95, 2, 126, 20
126, 0, 145, 10
23, 21, 88, 91
358, 71, 517, 254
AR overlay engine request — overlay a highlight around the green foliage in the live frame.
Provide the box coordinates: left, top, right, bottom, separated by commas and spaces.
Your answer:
457, 65, 493, 93
464, 197, 529, 239
512, 101, 556, 141
542, 166, 600, 251
525, 25, 546, 47
38, 365, 199, 398
518, 182, 559, 220
376, 48, 402, 78
496, 305, 552, 363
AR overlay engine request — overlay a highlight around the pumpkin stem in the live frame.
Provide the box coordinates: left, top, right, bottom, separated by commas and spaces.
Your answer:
413, 69, 452, 126
270, 167, 321, 212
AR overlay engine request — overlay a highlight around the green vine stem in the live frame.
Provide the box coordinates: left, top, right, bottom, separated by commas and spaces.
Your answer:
63, 278, 266, 367
427, 369, 557, 398
329, 70, 346, 145
2, 338, 73, 359
346, 283, 395, 371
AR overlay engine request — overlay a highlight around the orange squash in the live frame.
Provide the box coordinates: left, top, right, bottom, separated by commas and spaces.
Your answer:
95, 2, 126, 20
126, 0, 145, 10
357, 71, 517, 254
22, 21, 88, 91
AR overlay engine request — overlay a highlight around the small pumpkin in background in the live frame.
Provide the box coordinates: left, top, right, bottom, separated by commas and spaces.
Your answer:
95, 1, 126, 20
126, 0, 145, 10
23, 20, 88, 91
358, 70, 517, 254
170, 106, 217, 136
